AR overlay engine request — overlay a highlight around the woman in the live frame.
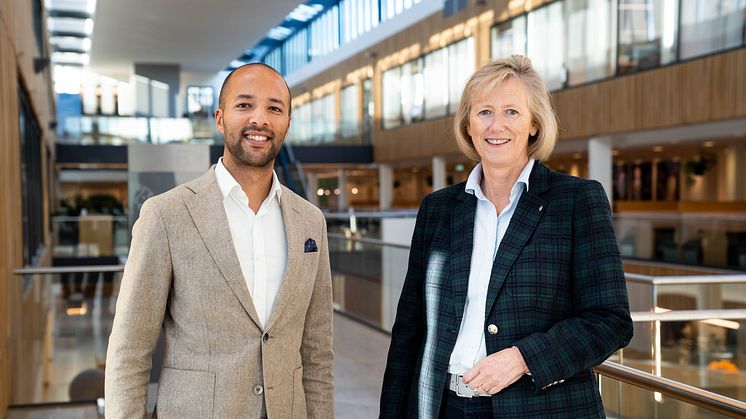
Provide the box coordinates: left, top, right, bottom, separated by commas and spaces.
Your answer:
379, 55, 633, 418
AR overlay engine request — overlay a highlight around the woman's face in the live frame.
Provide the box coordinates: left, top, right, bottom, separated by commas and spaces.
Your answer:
467, 77, 537, 171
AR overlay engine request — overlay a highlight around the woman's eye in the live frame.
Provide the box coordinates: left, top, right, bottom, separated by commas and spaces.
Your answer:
477, 109, 492, 117
506, 108, 518, 116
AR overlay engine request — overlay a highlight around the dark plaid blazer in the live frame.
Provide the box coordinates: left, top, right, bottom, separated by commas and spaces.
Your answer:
380, 162, 633, 418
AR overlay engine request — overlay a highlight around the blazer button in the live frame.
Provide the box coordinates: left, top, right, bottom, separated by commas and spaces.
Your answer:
487, 324, 499, 335
263, 333, 269, 342
253, 385, 264, 395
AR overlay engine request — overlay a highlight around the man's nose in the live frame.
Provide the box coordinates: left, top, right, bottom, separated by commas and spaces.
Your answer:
248, 108, 269, 126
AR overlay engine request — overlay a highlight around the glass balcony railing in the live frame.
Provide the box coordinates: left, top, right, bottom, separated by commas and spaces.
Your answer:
615, 213, 746, 271
57, 115, 221, 145
52, 215, 130, 258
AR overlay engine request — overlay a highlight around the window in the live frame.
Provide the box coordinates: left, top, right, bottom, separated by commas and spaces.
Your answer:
680, 0, 745, 59
617, 0, 679, 74
340, 84, 360, 138
565, 0, 617, 85
527, 2, 566, 91
311, 94, 336, 142
491, 16, 527, 59
424, 47, 449, 119
382, 37, 473, 129
448, 37, 475, 111
186, 86, 214, 118
382, 66, 402, 129
400, 59, 424, 124
283, 29, 308, 75
19, 85, 44, 266
288, 103, 312, 144
263, 48, 283, 74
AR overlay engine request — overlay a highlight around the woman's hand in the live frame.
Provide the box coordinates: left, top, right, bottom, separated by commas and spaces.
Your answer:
462, 346, 528, 395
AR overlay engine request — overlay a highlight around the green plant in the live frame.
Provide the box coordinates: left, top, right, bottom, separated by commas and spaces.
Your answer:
684, 152, 717, 187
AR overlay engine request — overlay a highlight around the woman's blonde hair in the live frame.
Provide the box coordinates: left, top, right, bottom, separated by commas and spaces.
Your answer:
453, 55, 558, 161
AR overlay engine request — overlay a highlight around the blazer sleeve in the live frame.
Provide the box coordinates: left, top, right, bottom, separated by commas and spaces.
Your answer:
379, 195, 431, 418
301, 216, 335, 419
513, 180, 633, 392
105, 198, 173, 419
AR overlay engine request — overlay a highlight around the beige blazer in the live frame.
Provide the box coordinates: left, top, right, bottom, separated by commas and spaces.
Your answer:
105, 168, 334, 419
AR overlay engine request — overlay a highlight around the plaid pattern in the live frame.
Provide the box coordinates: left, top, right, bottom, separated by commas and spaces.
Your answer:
380, 162, 633, 418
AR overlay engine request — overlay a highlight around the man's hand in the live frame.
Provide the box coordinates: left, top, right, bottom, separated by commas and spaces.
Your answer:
462, 346, 528, 395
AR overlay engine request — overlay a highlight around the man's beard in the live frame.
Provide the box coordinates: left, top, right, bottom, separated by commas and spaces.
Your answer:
225, 126, 282, 168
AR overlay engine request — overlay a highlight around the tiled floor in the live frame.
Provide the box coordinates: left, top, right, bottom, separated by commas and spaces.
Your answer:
333, 314, 390, 419
11, 297, 391, 419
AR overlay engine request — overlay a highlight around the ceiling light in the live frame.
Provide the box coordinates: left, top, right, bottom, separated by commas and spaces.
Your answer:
86, 0, 97, 14
653, 146, 663, 152
84, 18, 94, 34
268, 26, 293, 41
230, 60, 248, 68
703, 141, 715, 148
82, 38, 91, 50
287, 4, 324, 22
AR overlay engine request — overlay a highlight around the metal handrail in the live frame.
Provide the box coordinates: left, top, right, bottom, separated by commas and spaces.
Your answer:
631, 309, 746, 322
327, 233, 411, 249
625, 272, 746, 285
594, 361, 746, 418
13, 265, 124, 275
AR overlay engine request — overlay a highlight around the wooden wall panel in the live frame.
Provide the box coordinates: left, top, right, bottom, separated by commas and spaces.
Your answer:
0, 8, 22, 416
0, 0, 55, 414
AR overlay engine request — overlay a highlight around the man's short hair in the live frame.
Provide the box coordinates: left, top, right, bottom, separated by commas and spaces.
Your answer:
218, 63, 292, 116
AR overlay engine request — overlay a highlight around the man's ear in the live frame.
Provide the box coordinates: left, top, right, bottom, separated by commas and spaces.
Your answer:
215, 108, 225, 134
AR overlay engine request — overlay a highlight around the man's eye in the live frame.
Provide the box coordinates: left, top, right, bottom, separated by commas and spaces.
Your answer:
270, 106, 282, 113
236, 103, 251, 109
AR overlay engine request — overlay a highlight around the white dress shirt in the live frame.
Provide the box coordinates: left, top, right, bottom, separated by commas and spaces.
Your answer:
215, 158, 287, 329
448, 159, 535, 374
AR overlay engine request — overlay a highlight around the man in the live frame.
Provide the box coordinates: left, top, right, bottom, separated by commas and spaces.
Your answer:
105, 64, 334, 419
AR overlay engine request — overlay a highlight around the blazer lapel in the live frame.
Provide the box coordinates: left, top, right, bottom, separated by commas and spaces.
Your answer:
484, 163, 549, 316
449, 190, 477, 319
266, 187, 304, 330
184, 169, 262, 329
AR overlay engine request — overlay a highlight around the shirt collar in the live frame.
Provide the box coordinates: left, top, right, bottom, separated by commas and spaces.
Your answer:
215, 158, 283, 204
465, 159, 535, 201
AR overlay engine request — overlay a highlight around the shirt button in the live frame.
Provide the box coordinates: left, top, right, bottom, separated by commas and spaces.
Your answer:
487, 324, 499, 335
253, 385, 264, 395
263, 333, 269, 342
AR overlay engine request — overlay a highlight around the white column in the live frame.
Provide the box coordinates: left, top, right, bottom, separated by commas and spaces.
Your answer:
588, 137, 613, 205
432, 155, 447, 192
306, 172, 319, 206
337, 169, 348, 209
379, 164, 393, 210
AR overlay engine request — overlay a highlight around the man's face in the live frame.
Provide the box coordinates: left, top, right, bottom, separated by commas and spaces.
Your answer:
216, 66, 291, 169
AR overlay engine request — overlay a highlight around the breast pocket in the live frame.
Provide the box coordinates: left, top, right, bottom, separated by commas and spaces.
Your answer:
156, 367, 215, 418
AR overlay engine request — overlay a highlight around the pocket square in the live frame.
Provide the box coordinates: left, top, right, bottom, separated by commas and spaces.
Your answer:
304, 238, 318, 253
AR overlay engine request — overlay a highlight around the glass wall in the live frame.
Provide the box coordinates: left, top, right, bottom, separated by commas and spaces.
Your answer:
679, 0, 746, 59
565, 0, 617, 85
382, 37, 473, 130
491, 15, 527, 59
340, 84, 360, 138
264, 0, 425, 76
382, 66, 402, 129
423, 48, 449, 119
527, 1, 567, 90
448, 37, 475, 111
618, 0, 679, 74
400, 59, 424, 124
288, 102, 313, 144
312, 94, 337, 143
283, 29, 308, 75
